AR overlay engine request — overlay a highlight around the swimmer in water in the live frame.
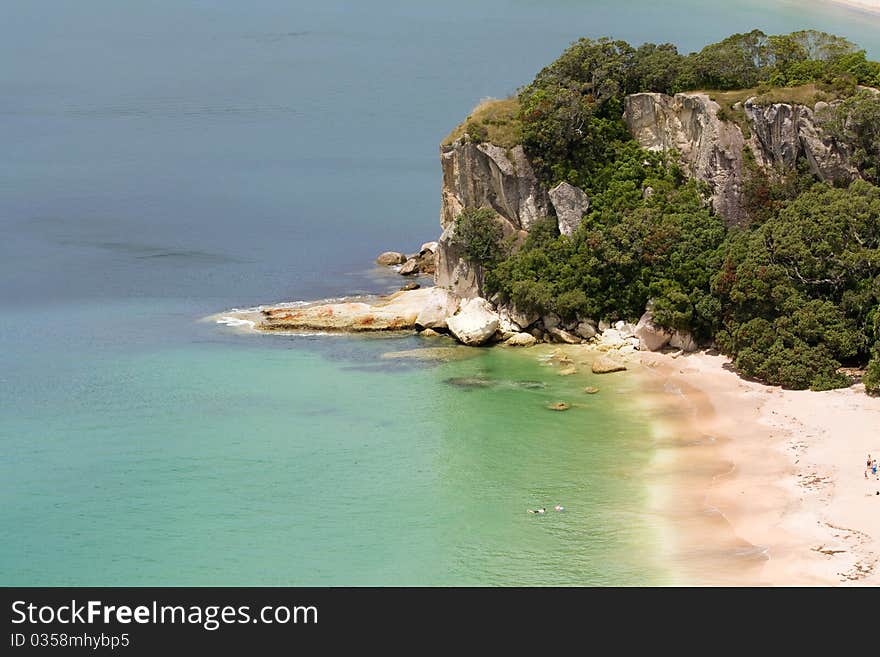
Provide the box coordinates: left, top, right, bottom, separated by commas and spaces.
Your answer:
527, 507, 546, 514
554, 504, 564, 512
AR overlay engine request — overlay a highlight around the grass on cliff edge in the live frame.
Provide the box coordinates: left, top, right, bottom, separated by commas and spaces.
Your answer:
442, 97, 521, 148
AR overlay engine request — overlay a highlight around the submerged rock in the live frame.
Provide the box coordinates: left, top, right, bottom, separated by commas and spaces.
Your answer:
445, 376, 494, 389
547, 401, 570, 411
583, 386, 600, 394
382, 347, 473, 362
591, 355, 627, 374
515, 380, 546, 390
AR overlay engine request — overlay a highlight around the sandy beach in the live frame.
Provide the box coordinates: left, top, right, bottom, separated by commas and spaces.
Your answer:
643, 350, 880, 585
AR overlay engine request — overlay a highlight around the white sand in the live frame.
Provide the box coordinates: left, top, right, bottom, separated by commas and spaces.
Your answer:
644, 351, 880, 585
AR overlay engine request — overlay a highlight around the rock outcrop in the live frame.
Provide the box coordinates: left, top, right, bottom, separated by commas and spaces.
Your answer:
436, 138, 550, 298
415, 287, 461, 330
505, 332, 537, 347
446, 297, 501, 346
634, 310, 672, 352
434, 222, 485, 298
376, 251, 406, 266
259, 288, 435, 332
439, 138, 551, 231
624, 92, 746, 224
624, 91, 860, 225
743, 100, 856, 183
549, 182, 590, 237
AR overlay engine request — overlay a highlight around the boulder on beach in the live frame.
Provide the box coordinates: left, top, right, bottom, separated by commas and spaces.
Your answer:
574, 321, 597, 340
498, 303, 539, 331
446, 297, 500, 346
505, 332, 537, 347
376, 251, 406, 266
669, 330, 698, 352
547, 326, 581, 344
634, 310, 672, 352
591, 355, 627, 374
415, 287, 461, 330
399, 258, 421, 275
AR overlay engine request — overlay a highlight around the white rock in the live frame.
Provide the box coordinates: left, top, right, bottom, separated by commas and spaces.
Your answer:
669, 330, 698, 352
505, 332, 537, 347
419, 241, 438, 254
446, 297, 500, 346
574, 321, 597, 340
597, 328, 626, 348
415, 287, 461, 330
617, 322, 637, 338
548, 181, 590, 237
634, 310, 672, 351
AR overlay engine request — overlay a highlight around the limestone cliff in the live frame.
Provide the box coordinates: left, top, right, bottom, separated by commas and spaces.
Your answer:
439, 139, 550, 232
623, 93, 746, 224
623, 92, 858, 225
436, 89, 866, 296
742, 100, 856, 183
437, 138, 551, 297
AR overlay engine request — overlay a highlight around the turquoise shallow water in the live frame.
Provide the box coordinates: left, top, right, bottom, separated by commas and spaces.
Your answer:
2, 1, 879, 585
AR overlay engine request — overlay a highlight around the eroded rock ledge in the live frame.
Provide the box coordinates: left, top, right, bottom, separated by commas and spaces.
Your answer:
218, 286, 697, 357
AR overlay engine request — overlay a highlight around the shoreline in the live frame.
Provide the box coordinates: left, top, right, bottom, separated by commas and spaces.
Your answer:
214, 292, 880, 584
643, 350, 880, 585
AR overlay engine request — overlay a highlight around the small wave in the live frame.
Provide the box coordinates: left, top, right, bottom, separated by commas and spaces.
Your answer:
215, 316, 256, 330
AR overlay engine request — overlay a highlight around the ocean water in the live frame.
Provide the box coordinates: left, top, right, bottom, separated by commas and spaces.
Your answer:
2, 1, 878, 586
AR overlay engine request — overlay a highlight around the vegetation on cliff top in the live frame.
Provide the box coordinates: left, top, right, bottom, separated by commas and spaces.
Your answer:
452, 29, 880, 391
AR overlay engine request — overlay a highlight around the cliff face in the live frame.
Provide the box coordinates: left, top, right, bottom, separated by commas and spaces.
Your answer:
743, 100, 856, 183
439, 139, 550, 232
623, 92, 857, 225
437, 138, 550, 297
624, 93, 746, 224
437, 90, 863, 295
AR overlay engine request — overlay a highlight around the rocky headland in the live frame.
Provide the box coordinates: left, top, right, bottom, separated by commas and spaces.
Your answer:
223, 84, 868, 361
